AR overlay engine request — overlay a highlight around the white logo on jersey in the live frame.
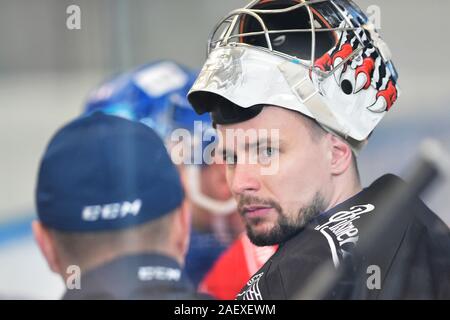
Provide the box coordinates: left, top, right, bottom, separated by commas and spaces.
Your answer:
236, 272, 264, 300
315, 204, 375, 267
82, 199, 142, 221
138, 266, 181, 282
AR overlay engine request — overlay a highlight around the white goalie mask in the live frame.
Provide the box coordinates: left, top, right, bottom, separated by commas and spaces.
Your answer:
188, 0, 400, 147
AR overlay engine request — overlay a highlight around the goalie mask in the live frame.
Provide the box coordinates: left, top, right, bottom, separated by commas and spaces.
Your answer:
188, 0, 400, 145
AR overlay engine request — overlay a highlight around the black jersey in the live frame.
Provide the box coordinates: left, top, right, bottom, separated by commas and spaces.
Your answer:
62, 253, 210, 300
237, 175, 450, 300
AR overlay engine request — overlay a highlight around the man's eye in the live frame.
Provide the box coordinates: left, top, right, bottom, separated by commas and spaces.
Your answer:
258, 147, 278, 164
261, 147, 277, 157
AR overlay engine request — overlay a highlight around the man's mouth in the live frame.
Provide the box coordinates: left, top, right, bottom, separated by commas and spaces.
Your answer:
242, 205, 273, 219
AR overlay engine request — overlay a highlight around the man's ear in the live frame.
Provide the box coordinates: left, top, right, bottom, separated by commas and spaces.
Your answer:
328, 134, 353, 176
32, 221, 63, 275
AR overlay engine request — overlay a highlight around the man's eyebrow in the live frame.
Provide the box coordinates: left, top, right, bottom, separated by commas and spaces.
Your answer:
218, 138, 283, 155
246, 138, 282, 150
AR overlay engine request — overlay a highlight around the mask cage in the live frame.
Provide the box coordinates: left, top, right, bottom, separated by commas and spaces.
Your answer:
207, 0, 372, 80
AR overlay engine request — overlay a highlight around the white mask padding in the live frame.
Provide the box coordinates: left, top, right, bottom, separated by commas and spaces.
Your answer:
190, 46, 313, 118
189, 45, 387, 142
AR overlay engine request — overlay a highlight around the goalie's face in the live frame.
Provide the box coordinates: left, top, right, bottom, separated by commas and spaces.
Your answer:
217, 106, 330, 246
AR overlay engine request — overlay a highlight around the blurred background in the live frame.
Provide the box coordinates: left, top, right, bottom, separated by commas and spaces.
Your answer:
0, 0, 449, 299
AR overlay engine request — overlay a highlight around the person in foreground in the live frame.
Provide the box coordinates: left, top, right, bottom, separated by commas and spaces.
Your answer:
34, 112, 208, 299
187, 0, 450, 299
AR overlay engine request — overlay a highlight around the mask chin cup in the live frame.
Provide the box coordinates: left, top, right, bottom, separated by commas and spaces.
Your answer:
185, 165, 237, 216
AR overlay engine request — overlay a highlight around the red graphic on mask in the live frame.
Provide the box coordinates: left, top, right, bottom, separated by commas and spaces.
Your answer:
314, 44, 353, 71
376, 80, 397, 111
314, 44, 353, 74
314, 41, 398, 113
314, 53, 332, 72
355, 58, 375, 90
332, 43, 353, 65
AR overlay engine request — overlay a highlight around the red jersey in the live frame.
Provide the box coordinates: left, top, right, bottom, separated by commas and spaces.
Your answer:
199, 233, 277, 300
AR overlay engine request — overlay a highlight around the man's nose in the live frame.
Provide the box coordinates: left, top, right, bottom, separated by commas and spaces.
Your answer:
230, 163, 261, 195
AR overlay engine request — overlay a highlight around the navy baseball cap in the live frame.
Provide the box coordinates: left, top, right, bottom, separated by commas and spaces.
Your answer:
36, 112, 184, 232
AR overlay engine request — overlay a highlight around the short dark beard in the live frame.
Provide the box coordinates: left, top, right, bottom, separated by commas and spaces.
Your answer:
239, 193, 327, 246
